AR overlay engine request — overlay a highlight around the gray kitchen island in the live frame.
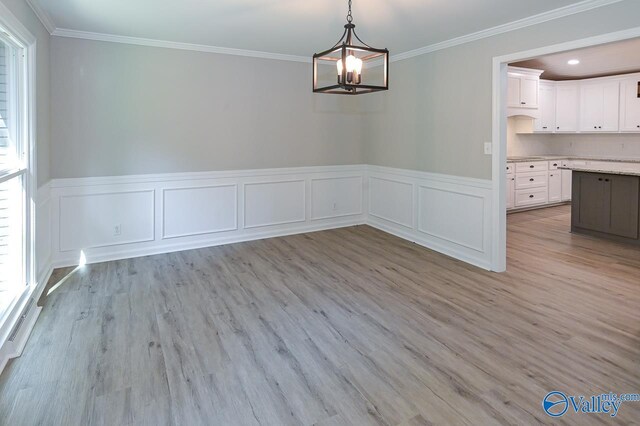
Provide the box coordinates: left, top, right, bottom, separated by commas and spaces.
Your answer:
560, 164, 640, 246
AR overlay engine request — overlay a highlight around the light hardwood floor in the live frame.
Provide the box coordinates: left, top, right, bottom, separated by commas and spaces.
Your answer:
0, 205, 638, 425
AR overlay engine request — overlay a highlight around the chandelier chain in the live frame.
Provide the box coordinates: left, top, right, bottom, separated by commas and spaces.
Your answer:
346, 0, 353, 23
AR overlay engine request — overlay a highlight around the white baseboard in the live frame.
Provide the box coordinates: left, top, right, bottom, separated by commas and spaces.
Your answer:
0, 263, 52, 375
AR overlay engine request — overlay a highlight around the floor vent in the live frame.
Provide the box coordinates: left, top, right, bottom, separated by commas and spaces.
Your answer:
8, 297, 35, 342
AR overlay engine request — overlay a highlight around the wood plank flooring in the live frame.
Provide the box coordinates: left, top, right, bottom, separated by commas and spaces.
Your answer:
1, 205, 639, 425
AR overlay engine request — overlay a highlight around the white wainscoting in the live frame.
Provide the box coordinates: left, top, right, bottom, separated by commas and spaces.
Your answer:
244, 180, 306, 229
49, 165, 368, 267
163, 184, 238, 239
367, 166, 493, 270
311, 176, 363, 221
46, 164, 494, 271
35, 183, 52, 285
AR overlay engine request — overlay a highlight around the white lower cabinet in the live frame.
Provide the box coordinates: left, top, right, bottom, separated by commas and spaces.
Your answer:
515, 171, 548, 190
507, 160, 570, 211
548, 171, 562, 203
507, 174, 515, 209
561, 161, 572, 201
515, 188, 548, 207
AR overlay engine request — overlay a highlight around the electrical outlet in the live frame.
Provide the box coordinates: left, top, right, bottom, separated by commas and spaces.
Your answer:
114, 224, 121, 236
484, 142, 492, 155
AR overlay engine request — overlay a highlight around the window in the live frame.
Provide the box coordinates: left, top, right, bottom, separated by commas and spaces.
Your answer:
0, 29, 29, 323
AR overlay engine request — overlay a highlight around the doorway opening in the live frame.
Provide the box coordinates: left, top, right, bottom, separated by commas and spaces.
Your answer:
491, 28, 640, 271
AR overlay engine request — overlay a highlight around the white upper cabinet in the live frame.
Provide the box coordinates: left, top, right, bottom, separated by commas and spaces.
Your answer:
534, 81, 556, 132
513, 71, 640, 134
620, 77, 640, 132
507, 71, 540, 109
555, 84, 579, 132
520, 75, 539, 108
507, 76, 521, 108
579, 81, 619, 132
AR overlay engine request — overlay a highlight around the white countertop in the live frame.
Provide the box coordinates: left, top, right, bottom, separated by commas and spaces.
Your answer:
507, 156, 640, 164
558, 165, 640, 177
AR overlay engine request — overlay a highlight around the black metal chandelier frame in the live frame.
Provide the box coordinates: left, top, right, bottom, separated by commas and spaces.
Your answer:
312, 0, 389, 95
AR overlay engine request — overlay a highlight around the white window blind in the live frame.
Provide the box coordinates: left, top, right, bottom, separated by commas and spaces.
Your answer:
0, 34, 27, 321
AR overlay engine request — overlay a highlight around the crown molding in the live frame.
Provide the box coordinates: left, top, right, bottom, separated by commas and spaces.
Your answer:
390, 0, 626, 63
51, 28, 311, 63
26, 0, 56, 34
33, 0, 624, 64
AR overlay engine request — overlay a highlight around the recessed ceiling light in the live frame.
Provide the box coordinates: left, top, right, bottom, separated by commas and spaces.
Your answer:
567, 59, 580, 65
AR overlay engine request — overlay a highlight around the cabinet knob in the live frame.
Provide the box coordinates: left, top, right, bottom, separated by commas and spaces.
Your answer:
542, 126, 547, 129
598, 126, 602, 129
529, 165, 534, 168
598, 178, 603, 181
557, 127, 560, 129
605, 178, 610, 182
529, 195, 534, 198
521, 102, 526, 105
594, 126, 597, 129
637, 125, 639, 128
529, 178, 534, 181
553, 163, 558, 166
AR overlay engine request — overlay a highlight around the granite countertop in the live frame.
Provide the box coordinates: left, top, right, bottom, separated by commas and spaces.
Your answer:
558, 166, 640, 177
507, 155, 640, 164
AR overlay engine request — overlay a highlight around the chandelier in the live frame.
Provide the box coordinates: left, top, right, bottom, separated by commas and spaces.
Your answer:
312, 0, 389, 95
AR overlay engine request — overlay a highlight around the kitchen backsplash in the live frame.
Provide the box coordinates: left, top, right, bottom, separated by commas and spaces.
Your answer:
507, 118, 640, 159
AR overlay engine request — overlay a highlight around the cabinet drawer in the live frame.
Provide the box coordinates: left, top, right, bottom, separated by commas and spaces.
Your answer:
515, 171, 548, 190
515, 188, 549, 207
516, 161, 548, 173
548, 160, 561, 170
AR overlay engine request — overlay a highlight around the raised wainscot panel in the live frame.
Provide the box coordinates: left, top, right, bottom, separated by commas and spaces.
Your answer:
36, 195, 52, 275
369, 177, 413, 228
311, 176, 363, 220
163, 184, 238, 239
59, 190, 155, 252
244, 180, 306, 228
417, 186, 484, 252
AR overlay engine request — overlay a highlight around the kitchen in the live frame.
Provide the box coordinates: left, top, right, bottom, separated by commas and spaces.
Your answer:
506, 38, 640, 246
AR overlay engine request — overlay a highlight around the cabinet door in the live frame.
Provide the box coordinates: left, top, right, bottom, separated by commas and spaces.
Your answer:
535, 83, 556, 132
520, 76, 539, 108
580, 82, 620, 132
606, 175, 639, 238
555, 85, 579, 132
548, 171, 562, 203
573, 173, 608, 232
561, 169, 572, 201
506, 176, 515, 209
619, 78, 640, 132
507, 76, 521, 108
580, 84, 603, 132
601, 82, 620, 132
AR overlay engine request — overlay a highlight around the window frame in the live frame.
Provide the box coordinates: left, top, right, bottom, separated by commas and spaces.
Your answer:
0, 4, 37, 345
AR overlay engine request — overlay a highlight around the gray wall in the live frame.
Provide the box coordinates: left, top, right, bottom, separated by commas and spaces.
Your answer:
1, 0, 50, 187
50, 38, 363, 178
362, 0, 640, 180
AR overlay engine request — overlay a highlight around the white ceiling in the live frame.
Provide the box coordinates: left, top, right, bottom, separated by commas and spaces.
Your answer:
30, 0, 594, 58
511, 37, 640, 80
